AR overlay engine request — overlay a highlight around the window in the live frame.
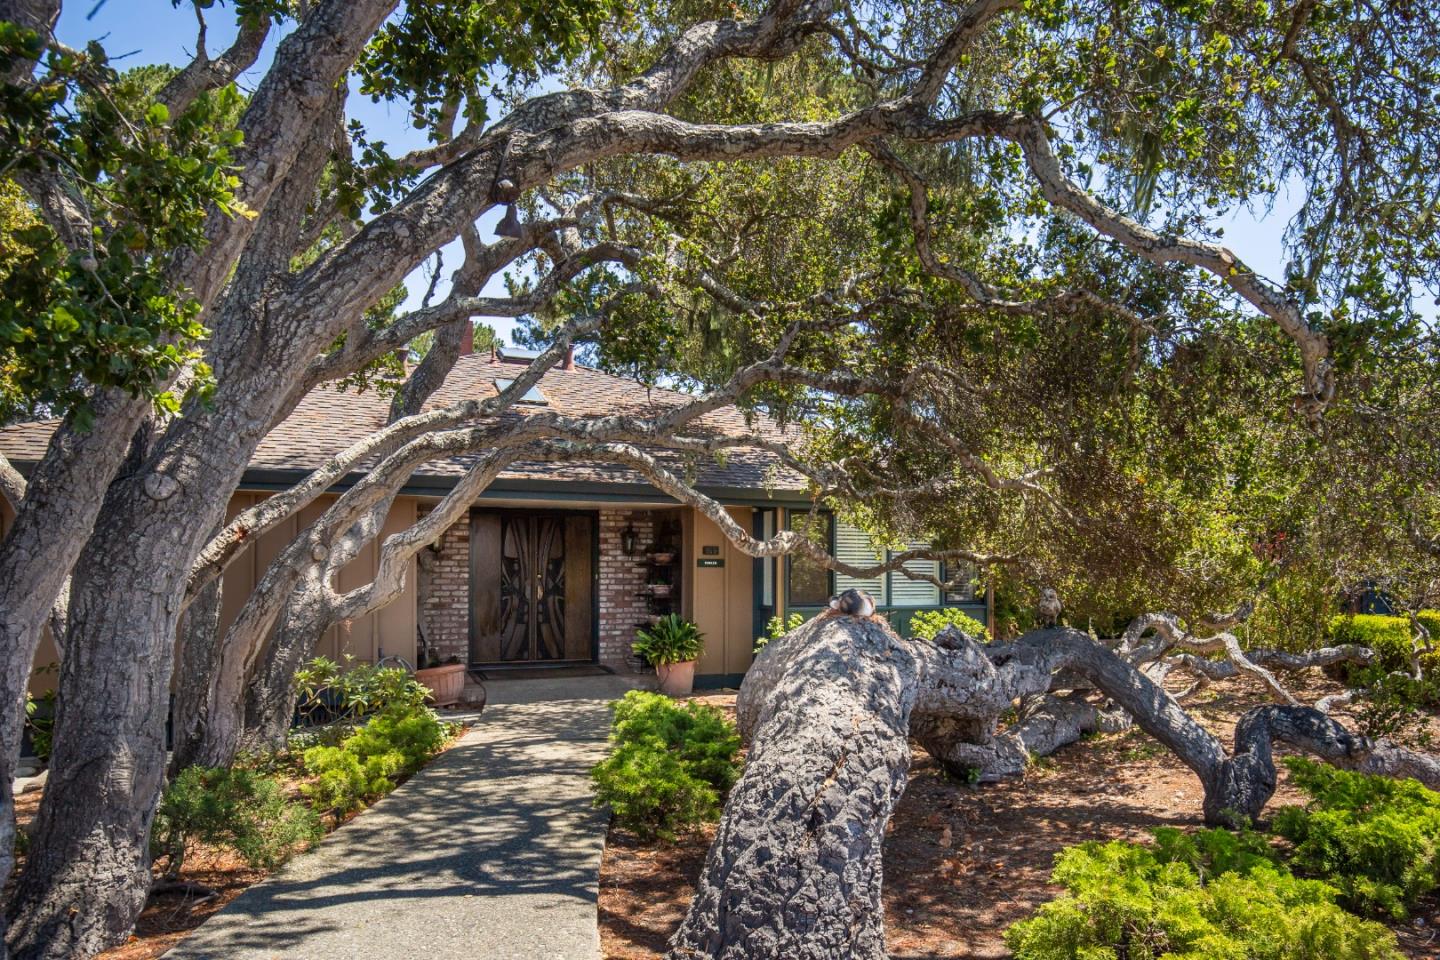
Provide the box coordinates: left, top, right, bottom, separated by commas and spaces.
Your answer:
834, 522, 885, 597
888, 541, 940, 607
493, 378, 548, 405
785, 511, 833, 606
941, 560, 980, 603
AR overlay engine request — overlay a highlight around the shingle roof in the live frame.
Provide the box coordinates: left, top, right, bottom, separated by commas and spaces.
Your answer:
0, 355, 808, 500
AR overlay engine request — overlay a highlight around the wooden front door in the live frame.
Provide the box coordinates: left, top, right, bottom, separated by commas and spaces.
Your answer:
469, 511, 594, 664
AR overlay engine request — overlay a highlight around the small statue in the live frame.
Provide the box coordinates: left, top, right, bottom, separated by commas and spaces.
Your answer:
1036, 586, 1062, 629
829, 588, 877, 618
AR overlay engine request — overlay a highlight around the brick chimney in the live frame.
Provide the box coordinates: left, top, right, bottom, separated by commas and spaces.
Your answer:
562, 345, 574, 370
458, 321, 473, 356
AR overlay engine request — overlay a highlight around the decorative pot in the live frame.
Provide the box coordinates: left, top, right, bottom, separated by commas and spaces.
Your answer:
648, 583, 672, 598
649, 551, 676, 565
655, 659, 696, 697
415, 662, 466, 707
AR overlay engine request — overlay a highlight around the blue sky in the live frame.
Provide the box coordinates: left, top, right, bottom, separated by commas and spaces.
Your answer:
58, 1, 1309, 346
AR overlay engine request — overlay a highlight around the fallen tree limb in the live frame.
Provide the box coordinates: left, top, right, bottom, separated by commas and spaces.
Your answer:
673, 615, 1440, 957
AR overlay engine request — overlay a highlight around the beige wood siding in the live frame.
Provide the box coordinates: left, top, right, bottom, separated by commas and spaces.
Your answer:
219, 492, 419, 665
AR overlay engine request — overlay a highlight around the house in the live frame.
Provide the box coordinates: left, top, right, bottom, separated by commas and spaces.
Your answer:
0, 343, 990, 691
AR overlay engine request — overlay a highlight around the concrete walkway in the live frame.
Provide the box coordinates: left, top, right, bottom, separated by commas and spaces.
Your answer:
167, 675, 649, 960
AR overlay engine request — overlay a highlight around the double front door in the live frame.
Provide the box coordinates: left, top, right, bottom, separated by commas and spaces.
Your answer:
469, 510, 595, 664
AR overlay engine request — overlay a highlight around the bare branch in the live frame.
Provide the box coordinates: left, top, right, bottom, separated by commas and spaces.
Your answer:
157, 7, 271, 115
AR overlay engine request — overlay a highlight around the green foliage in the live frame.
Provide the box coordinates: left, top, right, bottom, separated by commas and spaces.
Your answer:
752, 612, 805, 653
301, 703, 448, 817
590, 690, 741, 841
152, 765, 322, 877
632, 614, 704, 666
1328, 612, 1440, 674
0, 32, 251, 423
1273, 758, 1440, 920
294, 656, 431, 726
1006, 828, 1402, 960
1325, 613, 1440, 730
22, 687, 54, 762
909, 608, 990, 642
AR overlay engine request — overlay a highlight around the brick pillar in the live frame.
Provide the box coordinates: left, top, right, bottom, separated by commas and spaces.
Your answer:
420, 516, 470, 663
597, 509, 654, 672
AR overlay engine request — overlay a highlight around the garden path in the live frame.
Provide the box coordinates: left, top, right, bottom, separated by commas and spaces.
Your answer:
165, 674, 648, 960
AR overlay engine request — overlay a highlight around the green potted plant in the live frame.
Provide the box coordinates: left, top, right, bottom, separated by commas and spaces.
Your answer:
633, 614, 705, 697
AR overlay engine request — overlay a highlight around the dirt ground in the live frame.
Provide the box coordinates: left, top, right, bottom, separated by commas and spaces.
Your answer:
598, 680, 1440, 960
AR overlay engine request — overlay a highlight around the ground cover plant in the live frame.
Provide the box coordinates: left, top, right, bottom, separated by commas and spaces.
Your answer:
591, 691, 742, 841
150, 766, 322, 878
1004, 827, 1404, 960
1273, 759, 1440, 920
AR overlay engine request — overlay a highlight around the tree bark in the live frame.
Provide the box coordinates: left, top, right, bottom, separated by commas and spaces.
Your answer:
673, 617, 1440, 956
168, 572, 223, 777
669, 614, 916, 960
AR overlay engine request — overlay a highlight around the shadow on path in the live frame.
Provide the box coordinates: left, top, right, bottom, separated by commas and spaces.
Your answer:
166, 676, 644, 960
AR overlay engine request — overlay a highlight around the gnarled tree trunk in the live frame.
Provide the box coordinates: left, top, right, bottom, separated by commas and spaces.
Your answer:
672, 615, 1440, 957
669, 614, 916, 960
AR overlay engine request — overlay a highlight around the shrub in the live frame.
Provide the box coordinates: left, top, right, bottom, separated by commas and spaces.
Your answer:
1005, 827, 1403, 960
753, 612, 805, 653
301, 703, 448, 817
590, 690, 742, 840
293, 656, 430, 727
909, 608, 990, 642
1272, 758, 1440, 919
1326, 612, 1440, 721
23, 689, 54, 762
1328, 611, 1440, 675
632, 614, 704, 665
153, 766, 322, 876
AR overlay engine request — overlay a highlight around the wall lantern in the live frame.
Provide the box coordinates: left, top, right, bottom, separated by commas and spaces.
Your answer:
621, 524, 638, 556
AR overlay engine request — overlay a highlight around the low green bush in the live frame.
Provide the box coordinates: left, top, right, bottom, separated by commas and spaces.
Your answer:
590, 690, 742, 840
1005, 827, 1402, 960
293, 656, 431, 726
152, 765, 322, 876
753, 612, 805, 653
23, 689, 54, 762
909, 608, 990, 642
1327, 612, 1440, 722
1328, 611, 1440, 675
301, 703, 449, 817
1272, 758, 1440, 919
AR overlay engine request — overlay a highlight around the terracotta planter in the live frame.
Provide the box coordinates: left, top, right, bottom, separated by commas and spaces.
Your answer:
415, 662, 466, 707
655, 659, 696, 697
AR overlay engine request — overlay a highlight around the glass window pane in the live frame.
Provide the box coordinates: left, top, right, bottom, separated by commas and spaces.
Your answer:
888, 541, 940, 607
787, 511, 832, 606
834, 521, 885, 598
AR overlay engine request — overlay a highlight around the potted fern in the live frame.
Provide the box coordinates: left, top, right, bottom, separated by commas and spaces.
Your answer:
633, 614, 705, 697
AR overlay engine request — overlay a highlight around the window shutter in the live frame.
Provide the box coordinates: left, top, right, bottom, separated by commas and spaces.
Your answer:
834, 521, 885, 597
888, 542, 940, 607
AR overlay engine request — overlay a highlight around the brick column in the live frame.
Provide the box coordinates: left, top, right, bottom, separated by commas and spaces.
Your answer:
598, 508, 654, 672
420, 516, 470, 664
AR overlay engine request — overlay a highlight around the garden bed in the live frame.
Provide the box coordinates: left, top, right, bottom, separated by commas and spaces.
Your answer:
4, 711, 476, 960
598, 678, 1440, 959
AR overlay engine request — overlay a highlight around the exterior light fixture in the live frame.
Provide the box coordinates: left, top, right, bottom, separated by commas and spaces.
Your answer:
621, 524, 638, 556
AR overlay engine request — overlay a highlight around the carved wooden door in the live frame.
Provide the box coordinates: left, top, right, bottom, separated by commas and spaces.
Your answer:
469, 511, 593, 664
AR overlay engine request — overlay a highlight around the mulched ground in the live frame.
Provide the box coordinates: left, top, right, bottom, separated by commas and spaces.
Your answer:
599, 678, 1440, 960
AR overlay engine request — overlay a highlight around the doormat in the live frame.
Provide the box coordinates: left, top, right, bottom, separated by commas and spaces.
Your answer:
470, 664, 615, 682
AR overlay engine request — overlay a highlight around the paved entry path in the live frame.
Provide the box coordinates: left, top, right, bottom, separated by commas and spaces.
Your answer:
167, 676, 647, 960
